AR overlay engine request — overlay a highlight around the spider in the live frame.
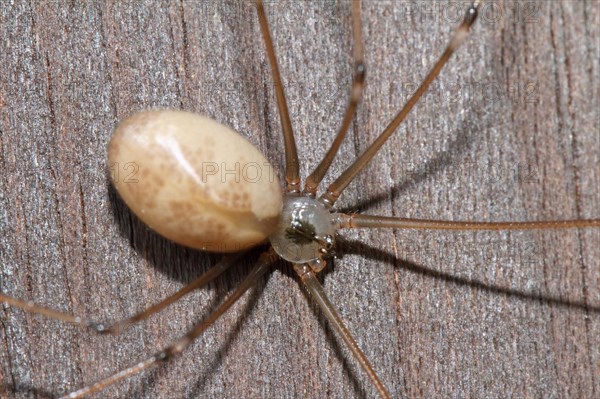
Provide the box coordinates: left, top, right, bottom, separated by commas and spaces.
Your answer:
3, 0, 597, 396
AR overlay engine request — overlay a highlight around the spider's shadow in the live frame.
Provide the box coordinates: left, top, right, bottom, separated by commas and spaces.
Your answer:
339, 114, 477, 214
0, 384, 54, 399
124, 271, 270, 399
107, 181, 229, 285
336, 236, 600, 313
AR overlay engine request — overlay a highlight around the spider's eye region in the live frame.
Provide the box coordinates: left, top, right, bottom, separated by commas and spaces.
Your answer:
269, 196, 336, 263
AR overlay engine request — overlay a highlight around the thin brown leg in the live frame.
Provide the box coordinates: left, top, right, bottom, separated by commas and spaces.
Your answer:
256, 0, 300, 193
294, 263, 391, 399
320, 2, 481, 207
336, 213, 600, 230
304, 0, 366, 196
0, 293, 95, 328
60, 249, 277, 399
103, 252, 245, 334
0, 253, 243, 335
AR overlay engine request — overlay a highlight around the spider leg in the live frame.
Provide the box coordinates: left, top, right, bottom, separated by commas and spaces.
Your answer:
304, 0, 366, 196
0, 252, 244, 335
321, 2, 481, 207
294, 263, 391, 399
335, 213, 600, 231
59, 249, 277, 399
256, 0, 300, 193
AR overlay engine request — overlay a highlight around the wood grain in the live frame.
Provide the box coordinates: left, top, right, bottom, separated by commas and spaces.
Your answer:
1, 1, 598, 398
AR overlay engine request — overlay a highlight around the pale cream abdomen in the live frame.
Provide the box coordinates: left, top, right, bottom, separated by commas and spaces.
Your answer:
108, 110, 283, 252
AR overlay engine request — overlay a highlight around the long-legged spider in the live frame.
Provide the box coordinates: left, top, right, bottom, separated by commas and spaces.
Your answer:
0, 1, 598, 398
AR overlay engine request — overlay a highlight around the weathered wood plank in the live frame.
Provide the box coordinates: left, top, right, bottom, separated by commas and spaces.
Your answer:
0, 1, 598, 398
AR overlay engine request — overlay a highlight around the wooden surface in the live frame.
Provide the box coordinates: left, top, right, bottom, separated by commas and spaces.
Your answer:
1, 1, 598, 398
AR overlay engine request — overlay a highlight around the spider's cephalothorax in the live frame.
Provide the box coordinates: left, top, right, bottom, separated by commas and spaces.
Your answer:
269, 196, 336, 268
